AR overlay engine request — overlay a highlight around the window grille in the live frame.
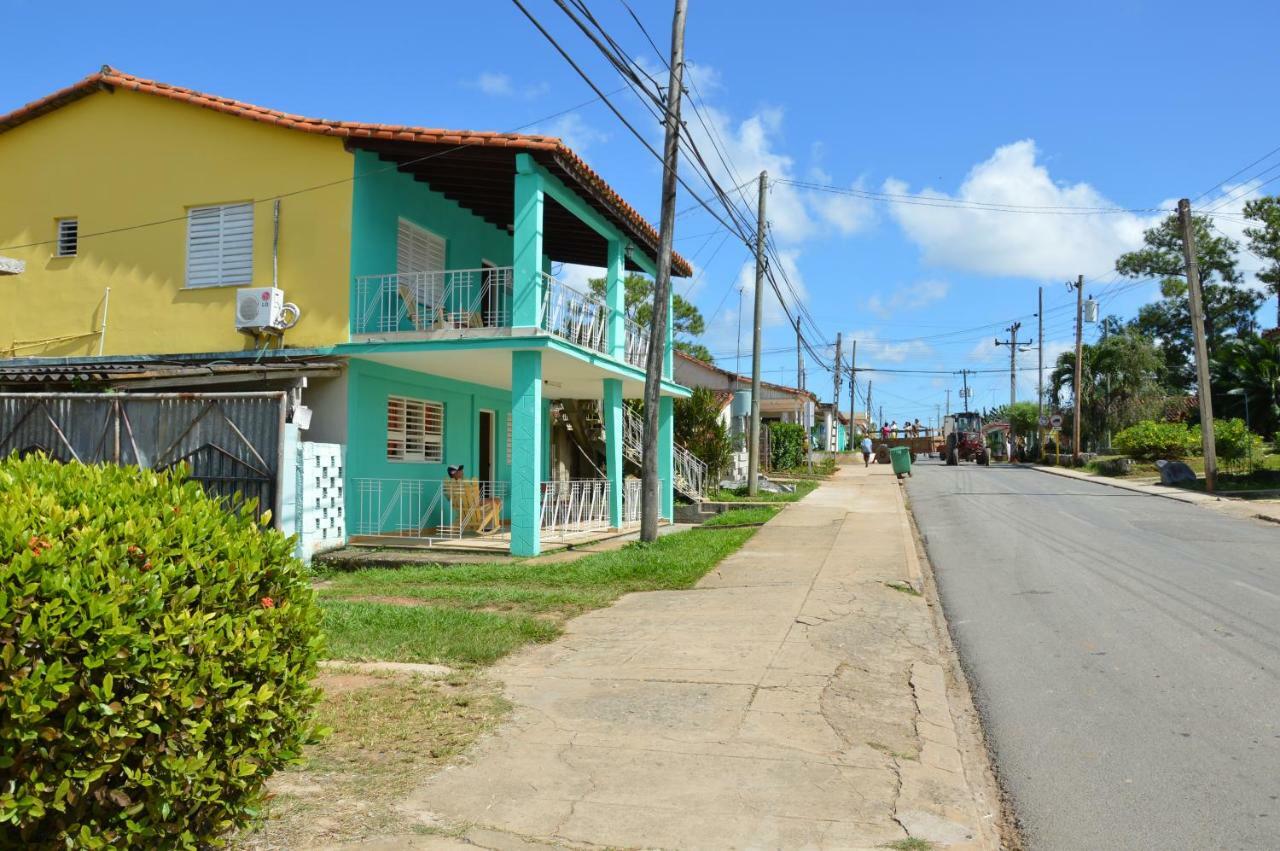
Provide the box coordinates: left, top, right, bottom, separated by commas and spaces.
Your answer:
387, 395, 444, 463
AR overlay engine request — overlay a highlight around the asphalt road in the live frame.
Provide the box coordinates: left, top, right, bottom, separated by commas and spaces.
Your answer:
906, 461, 1280, 851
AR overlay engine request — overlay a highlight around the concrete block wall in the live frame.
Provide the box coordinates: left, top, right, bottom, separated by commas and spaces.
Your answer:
298, 441, 345, 561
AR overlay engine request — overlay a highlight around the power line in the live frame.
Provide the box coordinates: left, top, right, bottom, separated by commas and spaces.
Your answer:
0, 82, 634, 253
1193, 141, 1280, 203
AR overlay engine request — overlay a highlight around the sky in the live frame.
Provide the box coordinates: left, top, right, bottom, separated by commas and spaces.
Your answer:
5, 0, 1279, 426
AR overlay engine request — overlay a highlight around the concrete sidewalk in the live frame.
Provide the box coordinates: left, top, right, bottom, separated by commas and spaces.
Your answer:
1029, 463, 1280, 525
371, 464, 1003, 850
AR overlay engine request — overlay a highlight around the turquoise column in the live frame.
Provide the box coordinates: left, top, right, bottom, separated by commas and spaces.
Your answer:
510, 350, 543, 556
513, 153, 545, 329
603, 378, 624, 528
606, 239, 626, 360
659, 395, 674, 520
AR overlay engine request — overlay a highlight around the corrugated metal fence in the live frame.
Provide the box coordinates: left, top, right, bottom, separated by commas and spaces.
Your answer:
0, 392, 287, 521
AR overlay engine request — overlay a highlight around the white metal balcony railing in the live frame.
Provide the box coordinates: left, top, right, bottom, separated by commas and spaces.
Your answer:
539, 478, 649, 538
355, 267, 514, 334
355, 267, 656, 370
353, 478, 511, 542
352, 477, 649, 545
539, 273, 609, 355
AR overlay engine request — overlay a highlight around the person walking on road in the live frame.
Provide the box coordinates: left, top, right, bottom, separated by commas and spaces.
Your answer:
860, 434, 873, 467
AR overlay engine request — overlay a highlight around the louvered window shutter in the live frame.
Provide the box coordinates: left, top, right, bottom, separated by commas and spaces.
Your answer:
186, 203, 254, 287
396, 219, 445, 276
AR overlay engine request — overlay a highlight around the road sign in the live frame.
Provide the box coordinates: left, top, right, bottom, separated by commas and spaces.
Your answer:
1050, 414, 1064, 429
1038, 415, 1050, 427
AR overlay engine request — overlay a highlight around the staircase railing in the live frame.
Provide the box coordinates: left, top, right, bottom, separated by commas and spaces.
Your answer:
620, 406, 707, 500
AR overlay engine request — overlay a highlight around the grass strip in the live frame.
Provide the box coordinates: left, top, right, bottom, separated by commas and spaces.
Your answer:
319, 602, 560, 666
705, 479, 817, 503
700, 506, 781, 527
318, 526, 757, 667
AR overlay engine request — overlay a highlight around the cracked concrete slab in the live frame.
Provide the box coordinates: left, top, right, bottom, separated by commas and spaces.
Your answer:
376, 465, 1004, 850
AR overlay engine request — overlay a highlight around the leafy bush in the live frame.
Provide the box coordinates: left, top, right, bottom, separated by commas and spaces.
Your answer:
674, 387, 733, 481
767, 422, 806, 470
1113, 420, 1197, 460
1192, 418, 1264, 471
0, 455, 323, 848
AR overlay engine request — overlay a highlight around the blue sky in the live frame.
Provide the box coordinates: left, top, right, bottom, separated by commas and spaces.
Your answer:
6, 0, 1279, 425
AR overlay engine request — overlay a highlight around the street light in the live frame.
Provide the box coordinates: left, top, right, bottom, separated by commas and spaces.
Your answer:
1227, 388, 1251, 471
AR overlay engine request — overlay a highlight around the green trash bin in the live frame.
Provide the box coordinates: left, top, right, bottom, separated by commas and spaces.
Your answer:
890, 446, 912, 478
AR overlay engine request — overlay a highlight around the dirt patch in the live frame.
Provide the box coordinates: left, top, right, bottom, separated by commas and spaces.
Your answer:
331, 594, 432, 607
232, 669, 509, 849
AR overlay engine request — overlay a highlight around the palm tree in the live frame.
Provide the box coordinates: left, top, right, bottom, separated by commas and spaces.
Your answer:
1050, 330, 1164, 447
1211, 335, 1280, 439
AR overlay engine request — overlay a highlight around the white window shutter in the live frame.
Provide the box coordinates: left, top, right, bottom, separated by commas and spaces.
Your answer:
396, 219, 445, 276
186, 203, 253, 288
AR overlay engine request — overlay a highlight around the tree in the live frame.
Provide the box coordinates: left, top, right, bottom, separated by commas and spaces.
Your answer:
1210, 334, 1280, 440
673, 387, 732, 481
1117, 212, 1264, 391
1243, 195, 1280, 329
1050, 328, 1166, 447
588, 273, 713, 362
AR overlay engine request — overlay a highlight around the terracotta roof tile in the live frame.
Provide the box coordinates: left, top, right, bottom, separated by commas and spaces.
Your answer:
0, 66, 690, 276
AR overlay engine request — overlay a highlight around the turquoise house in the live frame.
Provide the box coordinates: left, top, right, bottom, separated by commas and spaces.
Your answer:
334, 140, 691, 557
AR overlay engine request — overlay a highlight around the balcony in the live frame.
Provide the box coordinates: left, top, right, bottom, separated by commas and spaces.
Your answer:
353, 267, 651, 370
348, 477, 651, 551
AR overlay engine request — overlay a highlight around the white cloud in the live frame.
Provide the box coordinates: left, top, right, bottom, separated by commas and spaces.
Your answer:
1180, 180, 1274, 291
863, 279, 950, 319
464, 72, 548, 99
470, 72, 514, 96
967, 339, 999, 364
812, 177, 878, 236
533, 113, 609, 154
885, 140, 1159, 279
847, 329, 933, 364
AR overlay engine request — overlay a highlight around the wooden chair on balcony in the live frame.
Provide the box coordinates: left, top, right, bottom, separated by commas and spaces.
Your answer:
397, 281, 446, 331
444, 478, 504, 535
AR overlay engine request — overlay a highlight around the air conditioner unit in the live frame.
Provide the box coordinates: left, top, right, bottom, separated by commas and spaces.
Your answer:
236, 287, 286, 331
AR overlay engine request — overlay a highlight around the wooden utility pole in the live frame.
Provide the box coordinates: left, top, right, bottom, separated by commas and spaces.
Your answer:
867, 380, 873, 430
1070, 275, 1084, 465
945, 388, 951, 418
640, 0, 687, 541
832, 333, 843, 452
848, 340, 857, 449
1178, 198, 1218, 492
995, 322, 1031, 457
746, 169, 767, 495
1037, 285, 1045, 458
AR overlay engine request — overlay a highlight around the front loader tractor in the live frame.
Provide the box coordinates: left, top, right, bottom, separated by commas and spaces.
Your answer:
942, 412, 991, 466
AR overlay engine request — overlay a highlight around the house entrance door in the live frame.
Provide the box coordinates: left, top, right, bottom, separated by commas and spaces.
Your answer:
478, 410, 494, 490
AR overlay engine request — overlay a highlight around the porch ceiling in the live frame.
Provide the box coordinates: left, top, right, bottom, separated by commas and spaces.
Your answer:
349, 344, 667, 400
352, 141, 688, 274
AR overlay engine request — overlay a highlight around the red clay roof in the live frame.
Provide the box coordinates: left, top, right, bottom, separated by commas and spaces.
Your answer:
674, 349, 818, 402
0, 67, 691, 276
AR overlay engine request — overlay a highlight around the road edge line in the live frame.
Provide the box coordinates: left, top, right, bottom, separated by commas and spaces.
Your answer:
905, 491, 1024, 850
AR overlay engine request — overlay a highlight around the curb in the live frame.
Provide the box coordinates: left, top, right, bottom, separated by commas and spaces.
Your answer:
1026, 463, 1215, 507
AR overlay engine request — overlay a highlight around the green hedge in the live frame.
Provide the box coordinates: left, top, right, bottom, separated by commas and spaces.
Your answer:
768, 422, 806, 470
0, 456, 324, 848
1113, 420, 1197, 460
